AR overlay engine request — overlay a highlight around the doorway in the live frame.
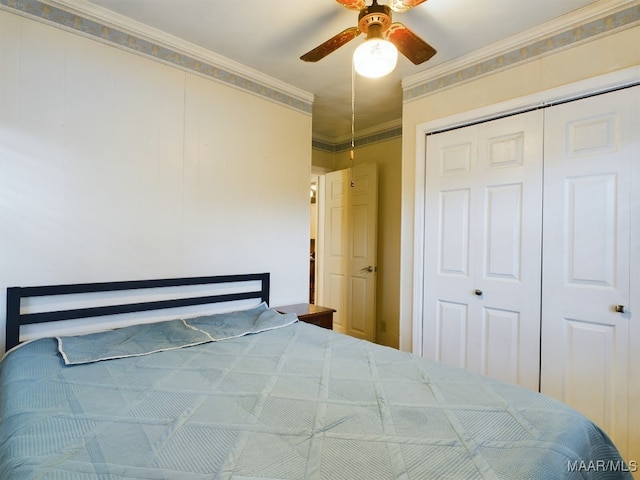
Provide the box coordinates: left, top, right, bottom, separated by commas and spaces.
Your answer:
316, 164, 378, 341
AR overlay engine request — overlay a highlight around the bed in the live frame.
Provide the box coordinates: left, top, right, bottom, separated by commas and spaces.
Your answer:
0, 273, 632, 479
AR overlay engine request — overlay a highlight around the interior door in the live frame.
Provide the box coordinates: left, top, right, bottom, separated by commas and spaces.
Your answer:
541, 86, 639, 462
422, 110, 543, 391
321, 163, 378, 341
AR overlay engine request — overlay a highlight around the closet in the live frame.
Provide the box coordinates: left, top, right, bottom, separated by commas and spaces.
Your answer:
420, 85, 639, 462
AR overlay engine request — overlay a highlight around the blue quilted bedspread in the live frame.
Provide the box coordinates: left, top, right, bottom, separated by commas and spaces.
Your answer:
0, 314, 632, 479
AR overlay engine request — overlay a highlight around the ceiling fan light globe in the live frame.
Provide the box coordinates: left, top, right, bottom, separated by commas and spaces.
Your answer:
353, 38, 398, 78
389, 0, 411, 12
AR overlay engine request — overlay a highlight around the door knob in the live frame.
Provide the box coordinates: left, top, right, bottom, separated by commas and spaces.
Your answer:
474, 289, 483, 296
615, 305, 626, 313
361, 266, 375, 273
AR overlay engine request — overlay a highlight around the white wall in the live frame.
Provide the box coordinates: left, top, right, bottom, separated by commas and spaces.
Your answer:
0, 10, 312, 351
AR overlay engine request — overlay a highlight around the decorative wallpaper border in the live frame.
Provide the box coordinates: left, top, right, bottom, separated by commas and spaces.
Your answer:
404, 3, 640, 102
313, 126, 403, 153
0, 0, 313, 116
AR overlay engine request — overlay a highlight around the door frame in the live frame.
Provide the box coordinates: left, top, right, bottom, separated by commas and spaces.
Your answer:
312, 167, 329, 307
410, 66, 640, 356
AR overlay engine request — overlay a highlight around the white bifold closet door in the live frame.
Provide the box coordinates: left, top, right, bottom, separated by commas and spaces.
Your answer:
421, 85, 639, 463
422, 110, 544, 392
540, 86, 639, 462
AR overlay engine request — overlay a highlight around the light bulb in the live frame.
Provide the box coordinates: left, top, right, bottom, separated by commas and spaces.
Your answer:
353, 38, 398, 78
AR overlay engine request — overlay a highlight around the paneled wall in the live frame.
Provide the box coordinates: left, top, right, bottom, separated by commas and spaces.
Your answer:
0, 10, 312, 351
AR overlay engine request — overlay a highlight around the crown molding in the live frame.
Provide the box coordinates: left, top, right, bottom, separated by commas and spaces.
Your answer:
402, 0, 639, 101
330, 118, 403, 145
312, 118, 402, 151
0, 0, 314, 114
312, 118, 403, 153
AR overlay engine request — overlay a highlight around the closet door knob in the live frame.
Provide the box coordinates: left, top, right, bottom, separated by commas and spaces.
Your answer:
474, 289, 483, 296
615, 305, 626, 313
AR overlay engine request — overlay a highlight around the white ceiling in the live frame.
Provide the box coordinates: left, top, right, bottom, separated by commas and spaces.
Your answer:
78, 0, 604, 141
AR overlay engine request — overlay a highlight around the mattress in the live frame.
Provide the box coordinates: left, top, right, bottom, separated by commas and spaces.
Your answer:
0, 307, 631, 479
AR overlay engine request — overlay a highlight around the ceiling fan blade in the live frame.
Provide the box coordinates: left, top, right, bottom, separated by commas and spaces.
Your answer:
336, 0, 366, 10
300, 27, 361, 62
389, 0, 428, 13
386, 23, 436, 65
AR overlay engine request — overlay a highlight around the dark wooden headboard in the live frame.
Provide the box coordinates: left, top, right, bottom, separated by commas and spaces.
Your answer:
5, 273, 270, 351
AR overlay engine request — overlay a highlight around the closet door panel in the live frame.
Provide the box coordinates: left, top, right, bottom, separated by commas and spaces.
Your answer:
423, 110, 543, 390
472, 111, 543, 391
438, 188, 471, 276
484, 183, 523, 280
541, 86, 637, 460
563, 319, 617, 428
566, 174, 617, 289
480, 307, 520, 382
423, 125, 477, 367
436, 300, 468, 368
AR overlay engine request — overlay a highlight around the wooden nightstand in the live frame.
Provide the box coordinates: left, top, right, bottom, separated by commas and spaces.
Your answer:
276, 303, 335, 330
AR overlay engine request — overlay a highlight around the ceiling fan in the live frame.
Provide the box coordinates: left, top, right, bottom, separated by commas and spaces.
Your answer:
300, 0, 437, 75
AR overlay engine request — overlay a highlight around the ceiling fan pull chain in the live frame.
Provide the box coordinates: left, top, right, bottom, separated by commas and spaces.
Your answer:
350, 61, 356, 188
